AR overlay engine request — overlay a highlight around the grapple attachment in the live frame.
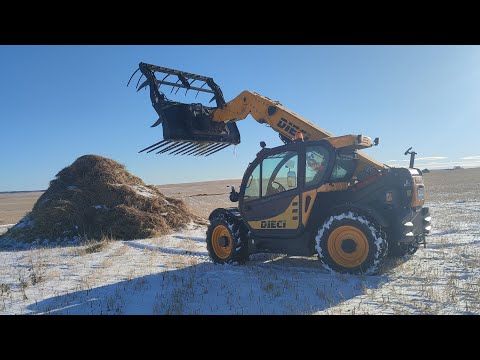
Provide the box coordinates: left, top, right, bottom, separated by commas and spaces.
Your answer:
128, 63, 240, 156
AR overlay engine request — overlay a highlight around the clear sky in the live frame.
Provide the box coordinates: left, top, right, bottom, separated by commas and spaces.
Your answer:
1, 45, 479, 191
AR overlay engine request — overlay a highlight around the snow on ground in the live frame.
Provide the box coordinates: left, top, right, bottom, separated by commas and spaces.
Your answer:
130, 185, 155, 198
1, 200, 479, 314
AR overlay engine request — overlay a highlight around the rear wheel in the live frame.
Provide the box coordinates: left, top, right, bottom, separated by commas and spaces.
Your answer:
206, 215, 249, 264
315, 211, 388, 275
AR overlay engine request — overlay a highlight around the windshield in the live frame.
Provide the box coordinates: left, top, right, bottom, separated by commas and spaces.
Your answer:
244, 151, 298, 202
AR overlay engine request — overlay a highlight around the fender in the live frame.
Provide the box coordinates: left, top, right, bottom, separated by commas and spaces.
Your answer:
208, 207, 242, 223
329, 204, 389, 228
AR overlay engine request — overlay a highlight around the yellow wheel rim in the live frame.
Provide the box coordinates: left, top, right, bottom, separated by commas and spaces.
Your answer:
327, 225, 369, 268
211, 225, 233, 259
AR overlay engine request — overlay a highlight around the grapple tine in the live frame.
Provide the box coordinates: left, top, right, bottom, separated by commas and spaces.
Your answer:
157, 74, 170, 90
136, 73, 144, 89
205, 144, 231, 157
184, 143, 207, 156
127, 68, 140, 87
200, 143, 226, 156
169, 142, 192, 155
195, 83, 207, 99
194, 144, 215, 156
165, 142, 188, 154
175, 143, 198, 155
146, 141, 172, 153
185, 80, 196, 96
195, 143, 220, 156
156, 142, 184, 154
139, 140, 167, 153
190, 144, 212, 156
170, 79, 180, 94
166, 142, 189, 154
182, 144, 203, 156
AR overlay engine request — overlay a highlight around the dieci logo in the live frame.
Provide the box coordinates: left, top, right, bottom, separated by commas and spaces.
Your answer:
277, 118, 311, 140
261, 220, 287, 229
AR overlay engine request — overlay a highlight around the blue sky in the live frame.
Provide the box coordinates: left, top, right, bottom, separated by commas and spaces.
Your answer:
1, 45, 479, 191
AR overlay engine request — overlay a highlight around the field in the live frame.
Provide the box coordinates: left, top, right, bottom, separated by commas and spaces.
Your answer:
1, 169, 479, 314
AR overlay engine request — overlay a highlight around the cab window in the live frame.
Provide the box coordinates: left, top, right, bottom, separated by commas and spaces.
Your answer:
244, 165, 260, 202
305, 145, 330, 187
244, 151, 298, 202
330, 153, 357, 182
262, 151, 298, 197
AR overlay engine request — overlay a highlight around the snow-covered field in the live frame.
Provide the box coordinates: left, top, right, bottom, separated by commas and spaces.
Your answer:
1, 171, 479, 314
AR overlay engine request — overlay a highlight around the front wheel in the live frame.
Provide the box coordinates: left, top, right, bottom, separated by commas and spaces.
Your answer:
315, 211, 388, 275
206, 215, 249, 264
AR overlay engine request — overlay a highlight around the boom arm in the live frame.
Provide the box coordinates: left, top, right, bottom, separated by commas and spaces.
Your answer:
212, 91, 383, 174
131, 63, 384, 171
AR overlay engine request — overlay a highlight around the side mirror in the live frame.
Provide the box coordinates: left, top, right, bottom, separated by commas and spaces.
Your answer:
287, 171, 297, 188
228, 186, 239, 202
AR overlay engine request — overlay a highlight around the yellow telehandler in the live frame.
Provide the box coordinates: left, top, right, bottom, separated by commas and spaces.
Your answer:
130, 63, 431, 274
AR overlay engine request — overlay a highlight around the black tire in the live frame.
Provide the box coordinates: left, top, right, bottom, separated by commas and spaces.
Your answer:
315, 211, 388, 275
388, 242, 419, 257
206, 214, 249, 265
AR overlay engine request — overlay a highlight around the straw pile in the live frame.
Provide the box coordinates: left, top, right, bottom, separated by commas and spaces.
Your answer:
1, 155, 198, 243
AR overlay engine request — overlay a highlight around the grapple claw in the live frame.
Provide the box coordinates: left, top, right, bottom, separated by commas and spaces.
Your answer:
129, 63, 240, 156
150, 118, 163, 128
137, 79, 150, 92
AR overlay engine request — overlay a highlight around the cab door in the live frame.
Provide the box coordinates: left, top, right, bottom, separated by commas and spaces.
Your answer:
239, 144, 304, 238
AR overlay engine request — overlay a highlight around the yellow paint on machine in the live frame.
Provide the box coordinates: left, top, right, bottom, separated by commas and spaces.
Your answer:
301, 182, 350, 226
301, 189, 317, 226
249, 183, 351, 230
211, 90, 384, 175
248, 196, 299, 230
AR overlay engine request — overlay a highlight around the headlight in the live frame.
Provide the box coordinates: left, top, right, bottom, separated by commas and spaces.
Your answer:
417, 187, 425, 201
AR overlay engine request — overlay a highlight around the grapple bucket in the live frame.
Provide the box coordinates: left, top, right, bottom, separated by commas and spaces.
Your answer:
128, 63, 240, 156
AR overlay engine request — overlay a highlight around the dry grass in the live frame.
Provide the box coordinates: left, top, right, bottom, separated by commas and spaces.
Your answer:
77, 236, 112, 255
1, 155, 200, 243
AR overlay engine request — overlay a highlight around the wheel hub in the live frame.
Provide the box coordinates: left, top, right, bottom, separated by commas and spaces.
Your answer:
327, 225, 369, 268
341, 239, 357, 253
211, 224, 234, 259
218, 235, 230, 247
